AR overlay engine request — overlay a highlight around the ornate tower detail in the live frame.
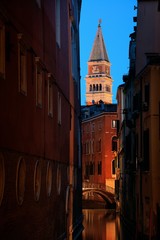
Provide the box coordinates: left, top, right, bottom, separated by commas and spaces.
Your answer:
85, 21, 113, 105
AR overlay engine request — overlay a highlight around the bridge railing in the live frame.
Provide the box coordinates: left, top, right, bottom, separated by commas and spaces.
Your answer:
82, 181, 115, 194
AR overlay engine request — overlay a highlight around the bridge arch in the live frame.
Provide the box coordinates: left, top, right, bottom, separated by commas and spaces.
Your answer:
82, 188, 116, 208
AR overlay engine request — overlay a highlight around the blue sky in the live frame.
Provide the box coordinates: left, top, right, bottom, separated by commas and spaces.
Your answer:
80, 0, 137, 105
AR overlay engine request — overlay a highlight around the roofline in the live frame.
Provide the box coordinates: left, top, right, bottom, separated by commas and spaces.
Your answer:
82, 111, 117, 123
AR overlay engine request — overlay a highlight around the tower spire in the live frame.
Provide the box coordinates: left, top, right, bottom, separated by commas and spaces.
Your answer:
85, 22, 113, 105
89, 20, 109, 62
98, 19, 102, 27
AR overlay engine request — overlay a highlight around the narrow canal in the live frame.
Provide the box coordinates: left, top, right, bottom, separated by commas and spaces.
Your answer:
82, 209, 120, 240
82, 208, 132, 240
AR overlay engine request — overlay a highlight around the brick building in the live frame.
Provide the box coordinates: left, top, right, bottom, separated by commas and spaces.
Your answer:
81, 104, 117, 189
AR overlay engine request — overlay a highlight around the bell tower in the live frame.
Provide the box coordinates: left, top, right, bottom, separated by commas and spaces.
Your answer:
85, 21, 113, 105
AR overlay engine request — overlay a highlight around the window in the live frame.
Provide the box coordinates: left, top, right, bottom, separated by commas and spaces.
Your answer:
112, 120, 117, 128
106, 68, 109, 74
98, 161, 102, 175
90, 161, 95, 175
98, 121, 102, 130
46, 161, 52, 197
97, 139, 101, 152
58, 92, 61, 125
35, 57, 43, 107
48, 73, 53, 117
57, 164, 61, 195
112, 159, 116, 175
91, 123, 95, 132
85, 141, 90, 155
34, 160, 42, 201
17, 34, 27, 95
90, 140, 94, 154
112, 136, 117, 151
99, 84, 102, 91
90, 84, 92, 91
106, 85, 110, 92
133, 92, 140, 112
16, 157, 26, 205
56, 0, 60, 47
0, 22, 5, 79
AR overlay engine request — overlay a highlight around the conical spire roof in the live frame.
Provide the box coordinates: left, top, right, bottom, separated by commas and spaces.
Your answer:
89, 21, 109, 62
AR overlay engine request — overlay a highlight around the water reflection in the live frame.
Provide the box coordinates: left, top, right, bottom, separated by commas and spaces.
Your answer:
82, 209, 120, 240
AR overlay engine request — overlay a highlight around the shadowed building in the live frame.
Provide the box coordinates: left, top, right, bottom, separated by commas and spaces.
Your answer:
117, 1, 160, 239
0, 1, 82, 239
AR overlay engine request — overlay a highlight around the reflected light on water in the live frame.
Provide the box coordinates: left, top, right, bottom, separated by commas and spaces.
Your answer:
82, 209, 120, 240
105, 221, 115, 240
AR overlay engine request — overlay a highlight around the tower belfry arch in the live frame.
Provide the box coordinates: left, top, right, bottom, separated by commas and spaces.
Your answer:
85, 21, 113, 105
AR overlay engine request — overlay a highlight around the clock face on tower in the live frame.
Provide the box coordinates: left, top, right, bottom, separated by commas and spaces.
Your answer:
92, 65, 99, 73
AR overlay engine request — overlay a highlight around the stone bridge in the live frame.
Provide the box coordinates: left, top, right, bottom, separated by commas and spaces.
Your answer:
82, 182, 116, 208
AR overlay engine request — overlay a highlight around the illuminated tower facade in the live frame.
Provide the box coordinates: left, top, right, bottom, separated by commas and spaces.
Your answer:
85, 21, 113, 105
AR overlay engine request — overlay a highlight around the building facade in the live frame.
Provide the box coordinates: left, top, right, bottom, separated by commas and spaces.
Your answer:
134, 1, 160, 237
82, 104, 117, 190
117, 0, 160, 239
0, 1, 82, 239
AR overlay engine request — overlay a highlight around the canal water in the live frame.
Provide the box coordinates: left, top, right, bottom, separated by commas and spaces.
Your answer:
82, 209, 121, 240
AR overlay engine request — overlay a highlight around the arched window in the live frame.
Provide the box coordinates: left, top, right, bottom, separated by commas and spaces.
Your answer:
34, 160, 42, 201
56, 164, 61, 195
93, 84, 95, 91
46, 161, 52, 197
16, 157, 26, 205
96, 84, 98, 91
90, 84, 92, 91
99, 84, 102, 91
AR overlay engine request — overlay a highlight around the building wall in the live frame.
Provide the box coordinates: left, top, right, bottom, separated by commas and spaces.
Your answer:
136, 0, 160, 74
82, 112, 117, 189
134, 65, 160, 237
134, 1, 160, 237
119, 1, 160, 238
0, 0, 82, 239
